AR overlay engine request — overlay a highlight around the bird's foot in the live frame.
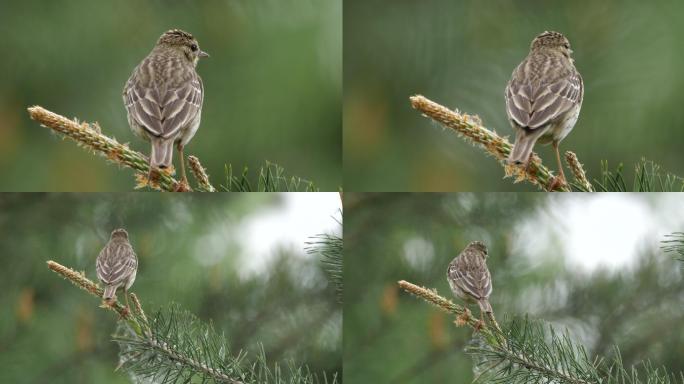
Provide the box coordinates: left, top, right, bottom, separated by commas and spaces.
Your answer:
474, 319, 486, 332
454, 312, 470, 327
547, 175, 567, 191
100, 298, 116, 309
173, 179, 191, 192
118, 306, 131, 320
147, 168, 161, 184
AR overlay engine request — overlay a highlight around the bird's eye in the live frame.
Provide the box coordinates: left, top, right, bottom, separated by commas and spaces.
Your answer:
564, 43, 570, 49
190, 44, 198, 52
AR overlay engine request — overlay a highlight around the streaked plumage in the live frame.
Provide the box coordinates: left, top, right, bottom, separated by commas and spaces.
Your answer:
447, 241, 493, 315
506, 31, 583, 186
96, 228, 138, 307
123, 29, 209, 185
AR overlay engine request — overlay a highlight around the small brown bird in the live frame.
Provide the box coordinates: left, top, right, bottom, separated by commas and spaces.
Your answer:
505, 31, 583, 188
447, 241, 493, 320
96, 228, 138, 312
123, 29, 209, 186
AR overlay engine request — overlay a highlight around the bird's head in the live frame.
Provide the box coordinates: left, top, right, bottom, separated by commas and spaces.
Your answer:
530, 31, 573, 58
157, 29, 209, 66
466, 241, 488, 258
110, 228, 129, 240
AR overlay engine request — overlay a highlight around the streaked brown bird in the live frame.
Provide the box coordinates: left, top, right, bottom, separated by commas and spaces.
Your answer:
505, 31, 583, 188
447, 241, 493, 321
123, 29, 209, 186
96, 228, 138, 312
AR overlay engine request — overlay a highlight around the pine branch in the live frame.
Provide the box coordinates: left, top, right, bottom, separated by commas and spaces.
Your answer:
661, 232, 684, 263
28, 106, 183, 191
47, 260, 336, 384
398, 279, 682, 383
306, 229, 343, 303
410, 96, 684, 192
397, 281, 500, 341
28, 106, 322, 192
115, 306, 246, 384
47, 260, 131, 318
409, 95, 571, 192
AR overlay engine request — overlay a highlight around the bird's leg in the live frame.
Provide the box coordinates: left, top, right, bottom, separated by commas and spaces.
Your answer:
553, 141, 566, 183
174, 143, 191, 192
178, 143, 187, 185
147, 167, 161, 187
523, 152, 533, 175
474, 310, 486, 331
548, 141, 567, 191
121, 288, 131, 318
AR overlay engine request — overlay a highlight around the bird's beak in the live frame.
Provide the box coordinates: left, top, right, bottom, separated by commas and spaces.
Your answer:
199, 50, 210, 58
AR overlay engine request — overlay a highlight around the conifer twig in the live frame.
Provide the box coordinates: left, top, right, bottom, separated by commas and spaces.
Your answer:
129, 293, 151, 336
28, 106, 322, 193
28, 106, 189, 192
565, 151, 594, 192
188, 155, 216, 192
46, 260, 132, 319
398, 280, 498, 338
409, 95, 572, 191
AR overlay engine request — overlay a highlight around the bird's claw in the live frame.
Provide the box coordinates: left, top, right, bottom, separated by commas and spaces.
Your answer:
174, 180, 191, 192
548, 175, 567, 191
454, 312, 470, 327
118, 306, 131, 319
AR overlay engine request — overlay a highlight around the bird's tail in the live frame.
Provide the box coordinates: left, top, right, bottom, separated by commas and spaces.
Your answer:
103, 285, 118, 304
508, 129, 542, 165
478, 298, 493, 314
150, 138, 175, 170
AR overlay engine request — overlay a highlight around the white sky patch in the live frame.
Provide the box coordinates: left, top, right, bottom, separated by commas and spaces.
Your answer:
236, 193, 341, 278
559, 194, 652, 271
514, 194, 684, 273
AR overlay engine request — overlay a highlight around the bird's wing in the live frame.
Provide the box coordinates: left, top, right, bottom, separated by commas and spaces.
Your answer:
482, 267, 492, 297
451, 253, 490, 300
124, 60, 203, 139
505, 66, 582, 129
97, 242, 137, 285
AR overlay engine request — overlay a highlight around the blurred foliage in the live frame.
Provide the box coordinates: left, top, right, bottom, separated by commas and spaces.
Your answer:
0, 193, 341, 383
343, 193, 684, 383
0, 0, 341, 191
344, 0, 684, 191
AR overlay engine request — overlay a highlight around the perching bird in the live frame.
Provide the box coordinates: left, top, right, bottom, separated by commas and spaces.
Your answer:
505, 31, 583, 189
447, 241, 493, 320
123, 29, 209, 187
96, 228, 138, 312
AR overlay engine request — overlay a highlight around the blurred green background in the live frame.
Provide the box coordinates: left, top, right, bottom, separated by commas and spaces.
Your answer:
0, 193, 341, 383
344, 0, 684, 191
344, 193, 684, 383
0, 0, 341, 191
